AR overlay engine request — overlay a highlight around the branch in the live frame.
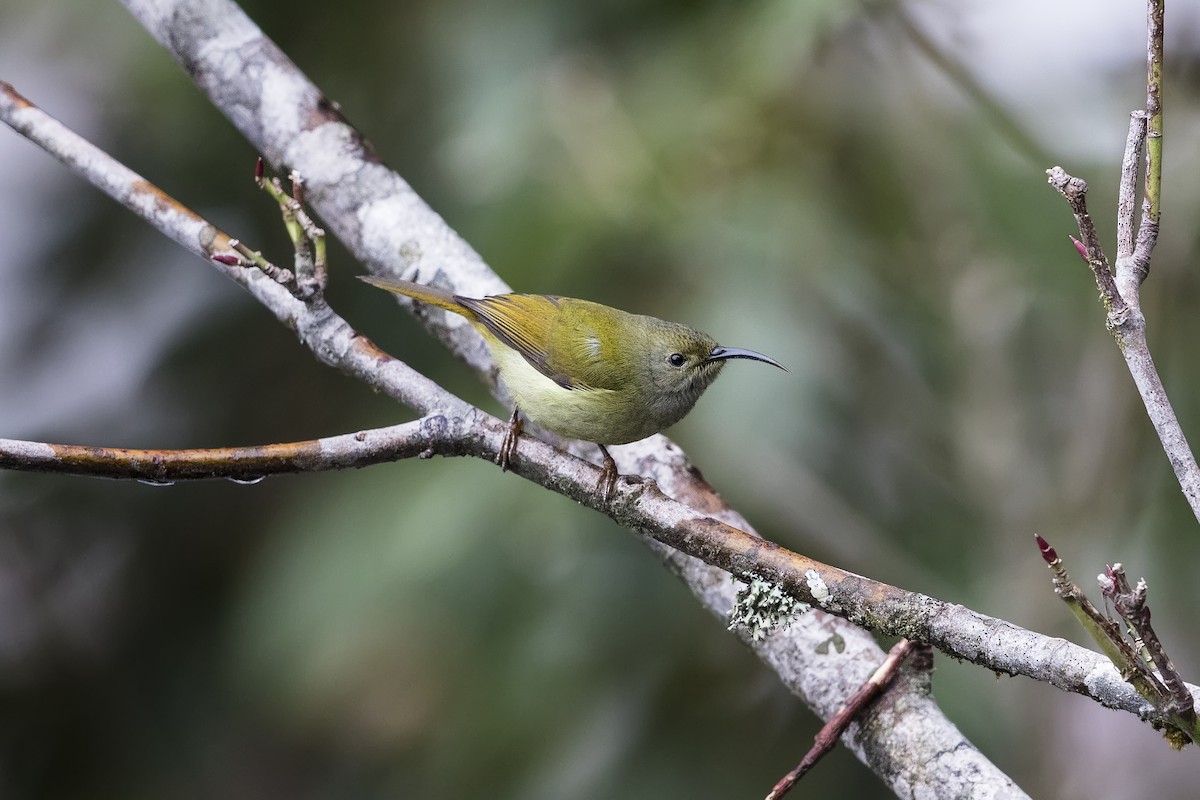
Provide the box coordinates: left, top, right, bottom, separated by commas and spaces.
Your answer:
1045, 167, 1126, 320
1101, 565, 1198, 741
1142, 0, 1164, 225
0, 422, 432, 483
2, 411, 1194, 736
1045, 0, 1200, 528
1036, 534, 1196, 744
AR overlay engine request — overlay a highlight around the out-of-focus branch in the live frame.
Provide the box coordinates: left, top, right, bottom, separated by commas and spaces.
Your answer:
888, 5, 1053, 166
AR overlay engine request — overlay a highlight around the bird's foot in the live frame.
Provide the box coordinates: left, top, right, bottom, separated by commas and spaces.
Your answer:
497, 408, 522, 471
596, 445, 620, 502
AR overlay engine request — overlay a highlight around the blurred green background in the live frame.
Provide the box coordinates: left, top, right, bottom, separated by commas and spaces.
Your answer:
2, 0, 1200, 797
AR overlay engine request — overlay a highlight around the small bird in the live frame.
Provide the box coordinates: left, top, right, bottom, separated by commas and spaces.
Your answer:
361, 275, 784, 498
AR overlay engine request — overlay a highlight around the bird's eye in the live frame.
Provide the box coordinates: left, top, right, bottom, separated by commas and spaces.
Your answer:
668, 353, 686, 367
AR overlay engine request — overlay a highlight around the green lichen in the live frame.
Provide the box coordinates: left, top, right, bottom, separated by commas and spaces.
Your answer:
728, 574, 810, 642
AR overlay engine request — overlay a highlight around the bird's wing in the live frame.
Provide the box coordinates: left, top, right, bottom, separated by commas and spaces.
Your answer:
551, 303, 632, 392
457, 294, 631, 392
457, 293, 584, 389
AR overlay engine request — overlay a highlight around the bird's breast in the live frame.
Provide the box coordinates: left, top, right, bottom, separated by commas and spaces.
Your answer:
490, 342, 667, 444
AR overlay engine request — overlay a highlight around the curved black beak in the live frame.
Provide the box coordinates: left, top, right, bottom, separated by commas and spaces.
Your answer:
705, 346, 787, 371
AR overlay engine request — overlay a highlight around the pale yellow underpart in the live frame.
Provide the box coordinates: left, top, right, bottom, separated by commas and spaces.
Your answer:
489, 337, 645, 445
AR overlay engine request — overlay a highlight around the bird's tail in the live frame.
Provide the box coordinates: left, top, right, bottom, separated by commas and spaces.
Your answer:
358, 275, 473, 320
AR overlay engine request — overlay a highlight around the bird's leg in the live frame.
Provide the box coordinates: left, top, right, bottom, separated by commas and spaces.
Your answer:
497, 407, 523, 471
597, 445, 620, 501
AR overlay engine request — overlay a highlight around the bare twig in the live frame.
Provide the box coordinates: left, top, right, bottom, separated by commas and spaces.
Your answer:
1100, 565, 1197, 741
214, 237, 295, 286
1142, 0, 1164, 226
766, 639, 921, 799
0, 421, 432, 483
1037, 535, 1198, 746
1116, 111, 1147, 262
1035, 535, 1169, 704
1045, 168, 1126, 320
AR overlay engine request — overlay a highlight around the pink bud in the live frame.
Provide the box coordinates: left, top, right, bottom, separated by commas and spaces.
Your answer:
1069, 236, 1088, 261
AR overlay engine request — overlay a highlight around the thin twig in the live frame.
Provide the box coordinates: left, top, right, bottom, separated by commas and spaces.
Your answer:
1100, 565, 1198, 739
1116, 111, 1147, 262
1047, 1, 1200, 528
1035, 535, 1168, 704
1142, 0, 1164, 225
1037, 534, 1197, 745
258, 165, 328, 299
766, 639, 920, 799
1045, 168, 1126, 320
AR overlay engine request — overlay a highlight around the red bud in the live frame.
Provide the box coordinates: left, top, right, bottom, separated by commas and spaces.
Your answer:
1034, 533, 1058, 564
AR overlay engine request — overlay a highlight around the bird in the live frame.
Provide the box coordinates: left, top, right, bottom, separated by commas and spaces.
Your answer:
361, 275, 784, 498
